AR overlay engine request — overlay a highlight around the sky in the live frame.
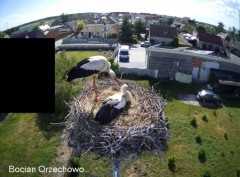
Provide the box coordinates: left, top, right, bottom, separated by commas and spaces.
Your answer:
0, 0, 239, 31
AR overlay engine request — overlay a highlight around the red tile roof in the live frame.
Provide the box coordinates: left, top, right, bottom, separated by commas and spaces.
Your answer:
150, 24, 177, 39
197, 30, 223, 46
44, 29, 59, 40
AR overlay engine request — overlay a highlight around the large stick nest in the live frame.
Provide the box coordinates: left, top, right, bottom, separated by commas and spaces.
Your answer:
65, 78, 169, 159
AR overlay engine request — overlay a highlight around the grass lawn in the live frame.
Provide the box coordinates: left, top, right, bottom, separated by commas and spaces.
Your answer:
120, 79, 240, 177
0, 113, 60, 177
0, 51, 111, 177
76, 78, 240, 177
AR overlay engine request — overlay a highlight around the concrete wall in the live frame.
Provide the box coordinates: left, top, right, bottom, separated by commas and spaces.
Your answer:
147, 48, 240, 82
150, 36, 173, 45
119, 67, 158, 78
148, 50, 192, 78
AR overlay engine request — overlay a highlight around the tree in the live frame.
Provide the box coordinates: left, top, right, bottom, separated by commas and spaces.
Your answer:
0, 31, 6, 38
196, 25, 206, 32
4, 27, 19, 35
77, 22, 84, 30
206, 26, 216, 35
60, 13, 69, 24
51, 19, 61, 26
134, 19, 146, 40
76, 21, 85, 36
216, 22, 225, 33
167, 17, 174, 25
229, 26, 237, 39
237, 30, 240, 42
119, 16, 136, 43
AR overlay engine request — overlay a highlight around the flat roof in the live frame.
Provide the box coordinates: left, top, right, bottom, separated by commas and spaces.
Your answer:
211, 68, 240, 87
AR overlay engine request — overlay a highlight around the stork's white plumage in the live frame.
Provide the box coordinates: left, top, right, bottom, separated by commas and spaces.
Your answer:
95, 84, 131, 125
66, 56, 120, 101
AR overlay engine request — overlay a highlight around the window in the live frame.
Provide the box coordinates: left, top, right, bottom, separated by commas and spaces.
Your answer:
164, 31, 168, 35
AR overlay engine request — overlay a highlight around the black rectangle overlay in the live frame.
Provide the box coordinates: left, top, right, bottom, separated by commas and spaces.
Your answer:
0, 38, 55, 113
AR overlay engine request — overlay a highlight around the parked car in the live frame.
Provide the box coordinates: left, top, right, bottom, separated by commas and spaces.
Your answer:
197, 90, 222, 105
119, 45, 130, 62
140, 41, 151, 47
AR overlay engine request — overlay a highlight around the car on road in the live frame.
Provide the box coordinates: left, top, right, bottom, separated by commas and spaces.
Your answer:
119, 45, 130, 62
140, 41, 151, 47
197, 90, 222, 105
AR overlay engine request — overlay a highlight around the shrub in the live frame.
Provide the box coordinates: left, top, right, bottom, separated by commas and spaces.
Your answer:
71, 156, 81, 168
198, 149, 206, 163
203, 170, 211, 177
107, 57, 119, 73
237, 170, 240, 177
168, 157, 176, 172
202, 115, 208, 122
224, 133, 228, 140
190, 118, 197, 128
196, 135, 202, 144
213, 110, 217, 117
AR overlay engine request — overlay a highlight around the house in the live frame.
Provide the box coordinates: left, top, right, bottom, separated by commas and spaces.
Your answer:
38, 24, 50, 31
44, 29, 60, 41
25, 30, 44, 38
83, 22, 104, 37
231, 41, 240, 57
149, 24, 177, 45
60, 21, 77, 32
145, 16, 159, 26
217, 32, 232, 48
11, 30, 44, 38
171, 22, 188, 31
192, 30, 223, 51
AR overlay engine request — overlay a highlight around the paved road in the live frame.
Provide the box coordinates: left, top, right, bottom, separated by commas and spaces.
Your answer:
55, 39, 63, 48
115, 44, 147, 69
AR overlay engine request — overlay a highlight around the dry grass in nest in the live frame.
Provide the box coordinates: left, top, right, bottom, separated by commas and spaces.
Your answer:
65, 78, 169, 159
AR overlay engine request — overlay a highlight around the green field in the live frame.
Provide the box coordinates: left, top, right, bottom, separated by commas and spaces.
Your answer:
0, 51, 239, 177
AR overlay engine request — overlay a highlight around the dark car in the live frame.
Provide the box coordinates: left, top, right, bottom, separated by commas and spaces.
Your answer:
197, 90, 222, 105
140, 41, 151, 47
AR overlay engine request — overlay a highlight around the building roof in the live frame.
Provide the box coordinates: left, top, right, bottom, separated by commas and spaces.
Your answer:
38, 24, 50, 31
171, 22, 186, 30
211, 68, 240, 86
26, 30, 44, 38
197, 30, 223, 46
232, 41, 240, 51
150, 24, 177, 38
217, 32, 230, 41
44, 29, 59, 39
11, 32, 27, 38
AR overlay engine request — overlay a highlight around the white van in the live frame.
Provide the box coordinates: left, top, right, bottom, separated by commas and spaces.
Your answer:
119, 45, 130, 62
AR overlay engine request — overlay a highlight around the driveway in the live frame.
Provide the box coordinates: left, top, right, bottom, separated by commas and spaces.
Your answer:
178, 94, 200, 106
116, 44, 147, 69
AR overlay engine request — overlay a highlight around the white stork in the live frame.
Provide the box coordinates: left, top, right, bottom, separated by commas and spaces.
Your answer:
94, 84, 131, 125
66, 56, 120, 101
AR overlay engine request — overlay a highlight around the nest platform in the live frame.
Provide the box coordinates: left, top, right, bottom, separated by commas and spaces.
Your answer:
65, 78, 169, 158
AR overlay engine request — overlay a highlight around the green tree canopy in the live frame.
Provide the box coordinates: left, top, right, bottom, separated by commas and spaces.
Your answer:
216, 22, 225, 33
60, 13, 69, 24
167, 17, 174, 25
119, 16, 135, 43
196, 25, 206, 32
77, 21, 85, 30
134, 19, 146, 39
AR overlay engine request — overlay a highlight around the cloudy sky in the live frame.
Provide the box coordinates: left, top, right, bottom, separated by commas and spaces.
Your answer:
0, 0, 239, 31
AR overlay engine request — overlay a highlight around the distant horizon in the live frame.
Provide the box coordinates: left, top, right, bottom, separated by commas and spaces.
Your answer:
1, 0, 239, 32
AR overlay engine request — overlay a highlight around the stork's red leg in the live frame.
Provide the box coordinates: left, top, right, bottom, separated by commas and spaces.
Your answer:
93, 76, 99, 101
